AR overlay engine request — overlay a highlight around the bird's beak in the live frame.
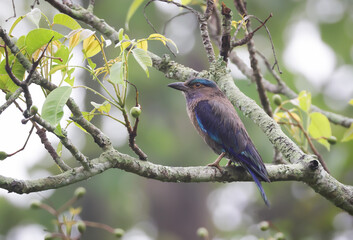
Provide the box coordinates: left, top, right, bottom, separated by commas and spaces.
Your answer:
168, 82, 188, 92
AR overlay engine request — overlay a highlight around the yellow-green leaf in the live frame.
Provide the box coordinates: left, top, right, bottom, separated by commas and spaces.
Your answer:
342, 123, 353, 142
83, 35, 101, 58
274, 112, 289, 122
309, 112, 331, 150
49, 65, 67, 75
91, 101, 111, 114
148, 33, 167, 45
349, 99, 353, 106
137, 39, 148, 51
298, 90, 311, 112
121, 41, 131, 51
181, 0, 192, 4
53, 13, 81, 30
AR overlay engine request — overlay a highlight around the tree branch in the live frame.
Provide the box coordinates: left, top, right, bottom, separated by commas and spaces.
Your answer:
44, 0, 120, 43
1, 149, 352, 214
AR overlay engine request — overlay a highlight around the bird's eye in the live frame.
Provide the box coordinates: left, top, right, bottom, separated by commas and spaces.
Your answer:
194, 83, 202, 88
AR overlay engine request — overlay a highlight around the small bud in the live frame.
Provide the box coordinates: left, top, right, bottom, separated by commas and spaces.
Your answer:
74, 187, 86, 198
30, 200, 42, 209
30, 105, 38, 115
196, 227, 209, 238
0, 151, 8, 160
130, 106, 141, 118
5, 92, 12, 100
77, 221, 86, 233
274, 232, 285, 240
259, 221, 270, 231
272, 94, 282, 106
327, 136, 337, 145
21, 118, 29, 124
113, 228, 125, 238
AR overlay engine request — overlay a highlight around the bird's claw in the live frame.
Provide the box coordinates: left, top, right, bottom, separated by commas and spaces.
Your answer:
207, 162, 223, 172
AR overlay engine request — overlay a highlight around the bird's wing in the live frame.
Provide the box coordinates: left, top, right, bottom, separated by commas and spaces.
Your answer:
194, 99, 246, 153
194, 100, 270, 206
194, 100, 269, 182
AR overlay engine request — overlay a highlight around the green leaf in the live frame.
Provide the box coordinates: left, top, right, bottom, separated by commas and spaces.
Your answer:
342, 124, 353, 142
64, 76, 75, 86
0, 56, 25, 92
42, 86, 72, 126
54, 44, 70, 64
53, 13, 81, 30
118, 28, 124, 42
308, 112, 331, 150
125, 0, 144, 29
87, 58, 96, 70
16, 35, 26, 49
131, 48, 152, 77
110, 62, 124, 84
54, 124, 65, 137
25, 29, 64, 55
56, 142, 63, 157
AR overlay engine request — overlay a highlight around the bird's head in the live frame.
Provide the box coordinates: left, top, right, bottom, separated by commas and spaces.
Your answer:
168, 78, 221, 100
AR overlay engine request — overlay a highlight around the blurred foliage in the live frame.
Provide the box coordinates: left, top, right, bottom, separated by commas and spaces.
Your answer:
0, 0, 353, 240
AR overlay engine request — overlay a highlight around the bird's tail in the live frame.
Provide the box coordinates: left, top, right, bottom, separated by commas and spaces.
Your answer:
248, 168, 270, 207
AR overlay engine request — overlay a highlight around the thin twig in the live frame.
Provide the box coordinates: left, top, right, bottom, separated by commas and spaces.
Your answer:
256, 50, 283, 85
231, 13, 272, 48
87, 0, 95, 13
145, 0, 215, 63
83, 221, 115, 233
7, 125, 35, 157
207, 4, 222, 47
233, 0, 273, 117
30, 0, 40, 9
5, 0, 16, 22
220, 2, 232, 62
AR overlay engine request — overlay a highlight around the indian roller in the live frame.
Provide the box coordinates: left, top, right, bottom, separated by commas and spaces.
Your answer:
168, 78, 270, 206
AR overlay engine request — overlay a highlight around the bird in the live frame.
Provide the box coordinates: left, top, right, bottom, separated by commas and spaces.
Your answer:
168, 77, 270, 206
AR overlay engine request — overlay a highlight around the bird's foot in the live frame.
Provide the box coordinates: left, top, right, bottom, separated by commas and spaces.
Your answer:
207, 152, 226, 172
207, 162, 223, 172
